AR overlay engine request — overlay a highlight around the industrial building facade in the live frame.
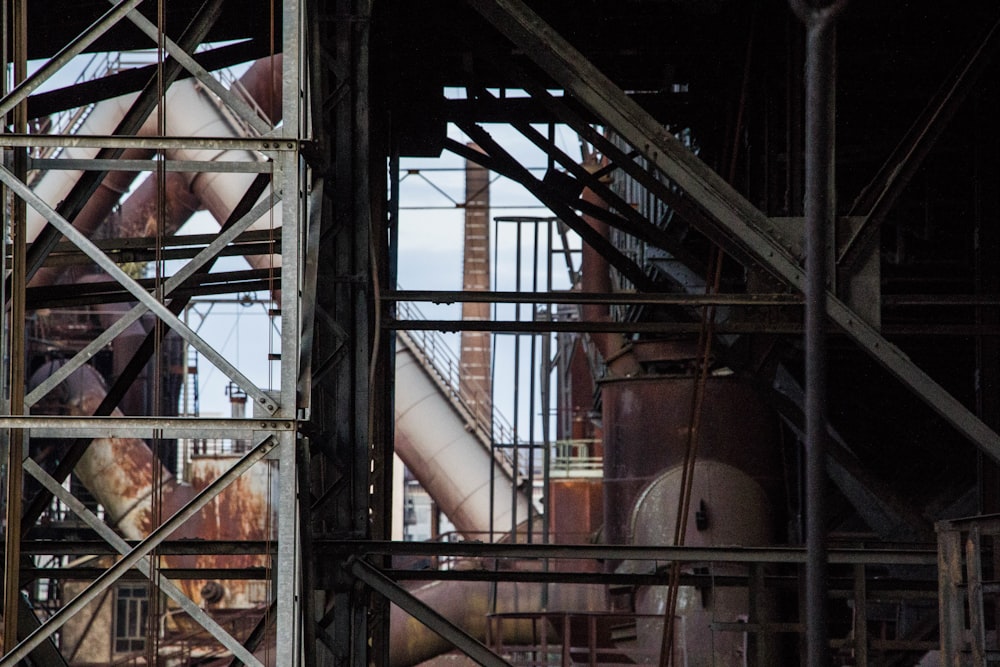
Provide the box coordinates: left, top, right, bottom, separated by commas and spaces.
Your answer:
0, 0, 998, 665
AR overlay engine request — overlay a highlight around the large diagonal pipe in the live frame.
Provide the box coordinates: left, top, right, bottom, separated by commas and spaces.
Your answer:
25, 56, 283, 285
26, 360, 275, 613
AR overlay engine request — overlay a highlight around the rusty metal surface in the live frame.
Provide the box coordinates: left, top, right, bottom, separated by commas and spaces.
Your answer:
600, 374, 781, 548
170, 456, 277, 609
579, 174, 640, 377
548, 479, 603, 546
114, 169, 200, 239
27, 360, 171, 538
26, 360, 275, 613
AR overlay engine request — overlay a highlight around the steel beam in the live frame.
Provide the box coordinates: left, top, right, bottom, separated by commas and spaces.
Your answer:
465, 0, 1000, 462
0, 0, 145, 117
349, 559, 513, 667
276, 1, 304, 666
388, 289, 801, 307
0, 134, 287, 150
30, 157, 273, 173
0, 415, 292, 438
321, 540, 938, 567
838, 13, 1000, 274
21, 541, 277, 556
27, 270, 278, 309
0, 436, 278, 666
2, 0, 28, 651
24, 459, 266, 667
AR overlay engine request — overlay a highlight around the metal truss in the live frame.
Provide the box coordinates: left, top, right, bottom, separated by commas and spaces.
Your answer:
465, 0, 1000, 464
0, 0, 305, 665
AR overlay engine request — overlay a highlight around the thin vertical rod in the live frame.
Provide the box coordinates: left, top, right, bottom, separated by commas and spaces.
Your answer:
489, 215, 499, 543
511, 219, 523, 542
526, 220, 540, 543
2, 0, 27, 652
541, 215, 553, 609
792, 2, 844, 666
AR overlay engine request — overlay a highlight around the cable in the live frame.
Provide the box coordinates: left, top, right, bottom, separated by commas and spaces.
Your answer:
659, 245, 724, 667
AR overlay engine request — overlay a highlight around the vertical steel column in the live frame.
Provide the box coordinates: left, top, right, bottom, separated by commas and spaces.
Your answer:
279, 0, 304, 664
2, 0, 26, 652
937, 524, 963, 666
791, 1, 845, 665
317, 0, 375, 662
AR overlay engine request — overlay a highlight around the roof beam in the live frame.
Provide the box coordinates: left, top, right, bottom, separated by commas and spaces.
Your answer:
466, 0, 1000, 462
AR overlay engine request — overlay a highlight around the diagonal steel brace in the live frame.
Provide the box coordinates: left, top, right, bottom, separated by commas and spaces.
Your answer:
0, 436, 277, 666
466, 0, 1000, 462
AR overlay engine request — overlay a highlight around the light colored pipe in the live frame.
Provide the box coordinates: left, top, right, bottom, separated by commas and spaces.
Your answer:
27, 56, 283, 273
162, 75, 282, 274
26, 108, 153, 246
27, 360, 171, 538
394, 337, 533, 538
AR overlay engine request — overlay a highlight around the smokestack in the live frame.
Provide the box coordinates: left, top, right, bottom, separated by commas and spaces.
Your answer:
459, 144, 492, 427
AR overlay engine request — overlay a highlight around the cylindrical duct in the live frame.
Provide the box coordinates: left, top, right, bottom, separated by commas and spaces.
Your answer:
629, 461, 780, 665
394, 338, 532, 539
600, 344, 783, 548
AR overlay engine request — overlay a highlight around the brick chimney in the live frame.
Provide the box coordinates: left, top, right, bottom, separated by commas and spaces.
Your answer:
459, 144, 492, 427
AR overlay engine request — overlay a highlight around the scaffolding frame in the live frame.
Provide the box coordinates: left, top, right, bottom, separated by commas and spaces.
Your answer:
0, 1, 304, 665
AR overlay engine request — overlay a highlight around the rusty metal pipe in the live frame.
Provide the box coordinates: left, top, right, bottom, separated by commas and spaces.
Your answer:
580, 162, 640, 376
26, 360, 274, 611
388, 577, 605, 667
28, 147, 154, 288
28, 361, 171, 538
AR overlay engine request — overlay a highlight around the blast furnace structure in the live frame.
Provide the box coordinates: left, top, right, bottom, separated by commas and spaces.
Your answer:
1, 1, 1000, 666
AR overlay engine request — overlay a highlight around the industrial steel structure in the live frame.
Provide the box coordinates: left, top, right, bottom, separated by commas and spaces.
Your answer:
3, 0, 1000, 665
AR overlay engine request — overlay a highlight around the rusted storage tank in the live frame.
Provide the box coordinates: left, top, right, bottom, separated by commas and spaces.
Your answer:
599, 339, 785, 665
600, 340, 784, 548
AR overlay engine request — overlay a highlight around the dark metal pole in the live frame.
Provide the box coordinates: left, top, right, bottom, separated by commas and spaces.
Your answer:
2, 0, 27, 652
791, 1, 845, 666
